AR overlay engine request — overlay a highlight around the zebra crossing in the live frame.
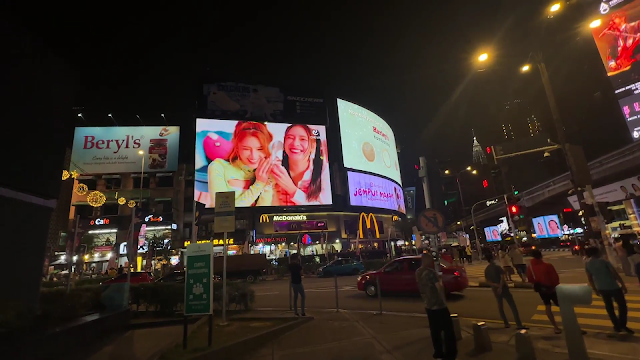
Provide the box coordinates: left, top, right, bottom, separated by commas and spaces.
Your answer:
529, 291, 640, 331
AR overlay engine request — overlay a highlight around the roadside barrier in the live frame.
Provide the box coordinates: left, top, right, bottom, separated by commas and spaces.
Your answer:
472, 321, 492, 353
515, 329, 536, 359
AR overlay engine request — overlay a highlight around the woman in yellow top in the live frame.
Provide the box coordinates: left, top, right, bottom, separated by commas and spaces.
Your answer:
208, 121, 274, 207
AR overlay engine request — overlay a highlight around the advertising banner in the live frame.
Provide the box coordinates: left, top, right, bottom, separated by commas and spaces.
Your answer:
70, 126, 180, 174
483, 226, 501, 242
203, 83, 284, 121
567, 173, 640, 208
590, 0, 640, 140
337, 99, 402, 185
347, 171, 405, 213
532, 215, 562, 239
195, 119, 332, 208
403, 187, 416, 218
283, 95, 326, 121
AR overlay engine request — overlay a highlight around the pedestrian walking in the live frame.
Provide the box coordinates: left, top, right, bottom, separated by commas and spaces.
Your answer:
585, 246, 634, 334
458, 246, 466, 265
416, 253, 457, 360
466, 245, 473, 264
484, 253, 527, 329
526, 250, 562, 334
499, 245, 514, 282
288, 254, 306, 317
615, 239, 633, 277
509, 244, 527, 282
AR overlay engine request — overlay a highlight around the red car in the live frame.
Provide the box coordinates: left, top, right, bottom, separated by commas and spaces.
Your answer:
102, 272, 154, 285
357, 256, 468, 297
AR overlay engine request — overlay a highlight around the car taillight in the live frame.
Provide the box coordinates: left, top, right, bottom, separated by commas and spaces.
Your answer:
560, 242, 564, 246
531, 246, 536, 249
453, 271, 460, 277
575, 246, 579, 250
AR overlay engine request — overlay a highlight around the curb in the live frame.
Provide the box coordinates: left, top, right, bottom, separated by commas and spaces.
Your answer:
149, 315, 207, 360
187, 316, 313, 360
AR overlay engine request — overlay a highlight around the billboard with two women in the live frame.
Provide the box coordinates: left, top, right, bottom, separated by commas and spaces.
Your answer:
195, 119, 332, 208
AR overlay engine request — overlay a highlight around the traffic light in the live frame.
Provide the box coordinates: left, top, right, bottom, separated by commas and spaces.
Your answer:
509, 205, 519, 215
482, 179, 488, 188
486, 146, 491, 154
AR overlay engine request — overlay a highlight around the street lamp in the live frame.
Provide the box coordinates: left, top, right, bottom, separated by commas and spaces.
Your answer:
478, 53, 488, 62
444, 169, 451, 175
589, 19, 601, 29
549, 3, 561, 12
520, 64, 531, 73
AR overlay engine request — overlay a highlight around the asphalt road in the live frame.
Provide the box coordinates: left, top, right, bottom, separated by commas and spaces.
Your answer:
250, 252, 640, 332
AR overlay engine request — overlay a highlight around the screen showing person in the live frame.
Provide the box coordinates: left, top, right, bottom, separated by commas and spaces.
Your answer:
194, 119, 332, 207
533, 217, 547, 238
543, 215, 562, 236
484, 228, 491, 240
491, 227, 501, 241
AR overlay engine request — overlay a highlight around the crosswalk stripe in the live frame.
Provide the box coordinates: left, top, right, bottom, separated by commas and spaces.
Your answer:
591, 300, 640, 309
593, 294, 640, 301
536, 305, 640, 317
530, 314, 640, 329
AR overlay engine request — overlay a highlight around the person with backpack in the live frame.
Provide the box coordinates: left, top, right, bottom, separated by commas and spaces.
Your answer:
585, 246, 634, 334
526, 250, 562, 334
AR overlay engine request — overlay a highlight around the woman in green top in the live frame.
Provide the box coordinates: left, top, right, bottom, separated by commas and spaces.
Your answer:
208, 121, 274, 207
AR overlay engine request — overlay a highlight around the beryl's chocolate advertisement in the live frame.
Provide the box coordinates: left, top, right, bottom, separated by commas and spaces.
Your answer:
195, 119, 332, 208
70, 126, 180, 175
347, 171, 405, 213
337, 99, 402, 185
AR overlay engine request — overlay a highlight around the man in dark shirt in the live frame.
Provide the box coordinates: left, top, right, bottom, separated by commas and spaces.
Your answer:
289, 254, 305, 316
484, 253, 526, 329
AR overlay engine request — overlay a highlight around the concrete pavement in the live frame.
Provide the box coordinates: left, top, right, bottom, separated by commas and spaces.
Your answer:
242, 309, 638, 360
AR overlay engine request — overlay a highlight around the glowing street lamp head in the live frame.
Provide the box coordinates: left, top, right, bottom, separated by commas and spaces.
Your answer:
466, 166, 472, 171
521, 64, 531, 73
444, 169, 451, 175
478, 53, 489, 62
472, 170, 478, 175
550, 3, 561, 12
138, 150, 145, 155
590, 19, 602, 28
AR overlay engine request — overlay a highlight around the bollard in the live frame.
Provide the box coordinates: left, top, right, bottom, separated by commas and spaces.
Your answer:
515, 329, 536, 360
472, 322, 492, 353
334, 274, 339, 312
288, 280, 292, 311
556, 284, 592, 360
375, 276, 383, 315
451, 313, 462, 341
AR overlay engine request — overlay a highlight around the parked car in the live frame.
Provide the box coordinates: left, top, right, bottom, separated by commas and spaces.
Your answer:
102, 272, 154, 285
356, 256, 468, 297
317, 258, 365, 277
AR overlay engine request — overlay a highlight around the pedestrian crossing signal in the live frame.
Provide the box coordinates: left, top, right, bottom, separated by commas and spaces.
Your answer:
509, 205, 519, 214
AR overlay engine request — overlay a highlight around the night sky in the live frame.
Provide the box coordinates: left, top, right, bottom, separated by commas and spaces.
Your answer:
4, 0, 631, 203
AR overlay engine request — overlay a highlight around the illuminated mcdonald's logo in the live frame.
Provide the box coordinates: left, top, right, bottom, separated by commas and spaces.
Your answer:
359, 212, 380, 239
392, 215, 399, 221
260, 214, 269, 223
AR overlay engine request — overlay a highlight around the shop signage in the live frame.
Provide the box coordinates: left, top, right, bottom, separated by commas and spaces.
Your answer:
214, 191, 236, 233
359, 213, 380, 239
90, 217, 110, 226
183, 239, 235, 247
93, 245, 113, 252
273, 215, 307, 221
185, 243, 213, 316
255, 235, 292, 243
260, 214, 270, 223
273, 220, 327, 232
144, 214, 163, 222
485, 199, 500, 207
392, 215, 399, 221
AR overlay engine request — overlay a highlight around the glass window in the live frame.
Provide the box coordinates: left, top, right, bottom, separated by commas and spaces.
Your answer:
384, 260, 404, 272
408, 259, 421, 271
156, 176, 174, 187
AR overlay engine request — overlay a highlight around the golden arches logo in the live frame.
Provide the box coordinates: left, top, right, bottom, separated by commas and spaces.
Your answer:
392, 215, 399, 221
359, 213, 380, 239
260, 214, 269, 223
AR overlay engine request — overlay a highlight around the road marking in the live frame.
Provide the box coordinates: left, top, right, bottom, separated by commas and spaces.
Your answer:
593, 294, 640, 301
530, 314, 640, 329
536, 305, 640, 317
591, 300, 640, 308
255, 292, 280, 295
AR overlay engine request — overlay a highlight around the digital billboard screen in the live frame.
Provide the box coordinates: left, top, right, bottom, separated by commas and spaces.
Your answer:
532, 215, 562, 239
337, 99, 401, 185
70, 126, 180, 174
195, 119, 332, 208
483, 226, 501, 242
567, 173, 640, 208
347, 171, 405, 213
591, 0, 640, 140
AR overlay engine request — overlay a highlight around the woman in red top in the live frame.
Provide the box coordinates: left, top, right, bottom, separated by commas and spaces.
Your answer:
526, 250, 562, 334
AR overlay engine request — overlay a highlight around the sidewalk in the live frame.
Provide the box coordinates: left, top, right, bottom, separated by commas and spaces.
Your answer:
243, 310, 640, 360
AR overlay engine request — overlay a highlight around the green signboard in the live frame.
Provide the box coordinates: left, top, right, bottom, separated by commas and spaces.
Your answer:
185, 243, 213, 315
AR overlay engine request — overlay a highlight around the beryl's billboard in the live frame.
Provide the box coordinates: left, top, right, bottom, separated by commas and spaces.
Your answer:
70, 126, 180, 175
347, 171, 405, 213
337, 99, 402, 185
195, 119, 332, 208
590, 0, 640, 140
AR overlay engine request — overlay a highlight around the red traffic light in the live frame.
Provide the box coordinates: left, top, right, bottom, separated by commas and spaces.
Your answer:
509, 205, 519, 214
482, 179, 488, 188
486, 147, 491, 154
563, 208, 573, 212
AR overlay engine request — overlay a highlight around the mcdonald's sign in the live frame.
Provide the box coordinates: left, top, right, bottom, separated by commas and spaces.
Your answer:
260, 214, 269, 223
392, 215, 399, 221
359, 212, 380, 239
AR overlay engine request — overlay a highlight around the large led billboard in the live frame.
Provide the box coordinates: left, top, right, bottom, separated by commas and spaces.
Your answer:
483, 226, 501, 242
203, 83, 285, 121
337, 99, 402, 185
591, 0, 640, 140
567, 173, 640, 208
532, 215, 562, 239
347, 171, 405, 213
70, 126, 180, 174
195, 119, 332, 208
